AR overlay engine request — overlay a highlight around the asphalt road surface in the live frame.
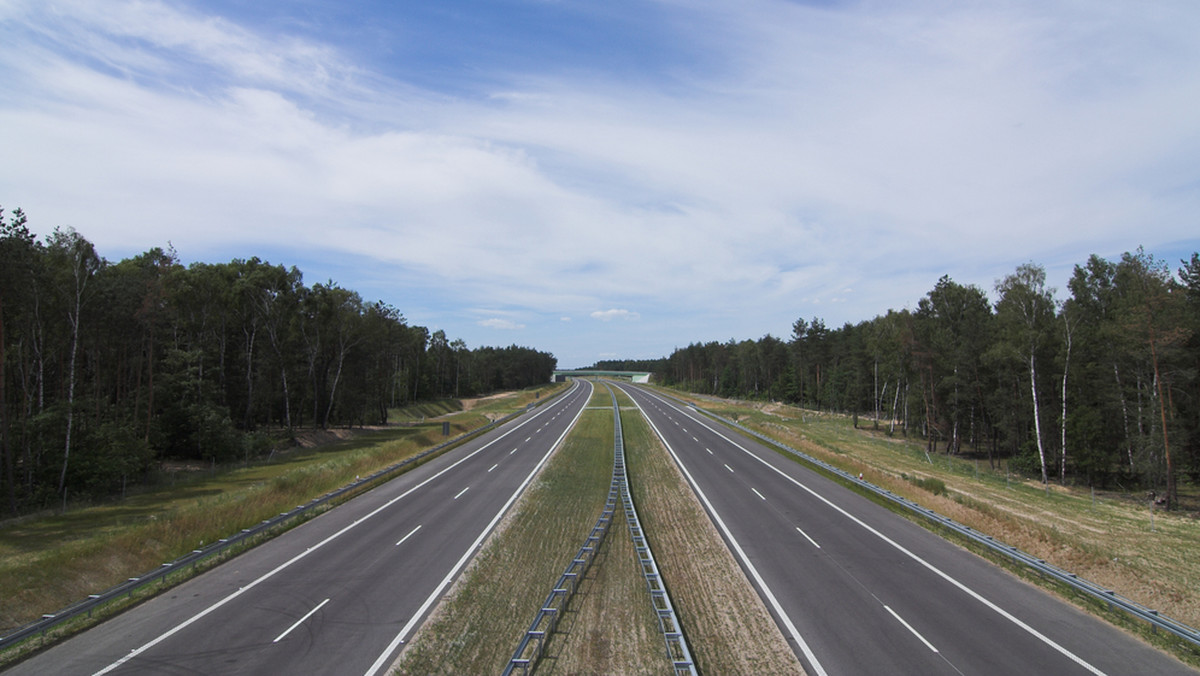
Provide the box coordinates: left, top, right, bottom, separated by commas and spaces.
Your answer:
6, 380, 593, 676
615, 382, 1195, 676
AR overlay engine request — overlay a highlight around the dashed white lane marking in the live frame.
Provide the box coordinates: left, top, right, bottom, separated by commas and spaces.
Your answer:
395, 525, 422, 546
885, 605, 939, 653
796, 526, 821, 549
273, 598, 330, 643
453, 486, 469, 500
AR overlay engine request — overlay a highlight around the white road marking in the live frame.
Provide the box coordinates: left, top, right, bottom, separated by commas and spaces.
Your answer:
705, 447, 713, 455
273, 598, 330, 643
796, 526, 821, 549
885, 605, 939, 653
752, 487, 766, 500
724, 464, 734, 473
487, 463, 498, 472
395, 525, 422, 547
453, 486, 470, 500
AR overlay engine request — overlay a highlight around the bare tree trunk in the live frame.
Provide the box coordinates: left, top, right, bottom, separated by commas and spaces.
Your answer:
1029, 351, 1048, 485
889, 381, 900, 435
1060, 317, 1072, 485
242, 321, 259, 430
0, 295, 13, 515
324, 351, 345, 429
1115, 363, 1133, 469
280, 367, 291, 429
58, 289, 82, 496
873, 361, 880, 429
145, 329, 154, 443
1148, 326, 1176, 509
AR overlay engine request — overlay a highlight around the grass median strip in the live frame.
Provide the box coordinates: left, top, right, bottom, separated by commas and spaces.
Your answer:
393, 391, 635, 674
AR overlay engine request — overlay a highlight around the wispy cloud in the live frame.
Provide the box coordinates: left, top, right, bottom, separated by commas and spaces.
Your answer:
477, 318, 525, 331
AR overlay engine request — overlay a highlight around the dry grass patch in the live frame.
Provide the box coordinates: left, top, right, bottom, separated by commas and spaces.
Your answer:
535, 505, 669, 675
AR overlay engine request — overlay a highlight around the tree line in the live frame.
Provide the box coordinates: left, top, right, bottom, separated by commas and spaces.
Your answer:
596, 249, 1200, 509
0, 207, 556, 514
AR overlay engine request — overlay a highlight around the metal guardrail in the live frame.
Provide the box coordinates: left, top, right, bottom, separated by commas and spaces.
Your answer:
502, 394, 619, 675
611, 386, 697, 676
675, 395, 1200, 653
0, 387, 570, 653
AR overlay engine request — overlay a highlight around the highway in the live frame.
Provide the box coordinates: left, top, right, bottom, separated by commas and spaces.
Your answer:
6, 380, 593, 676
615, 382, 1195, 676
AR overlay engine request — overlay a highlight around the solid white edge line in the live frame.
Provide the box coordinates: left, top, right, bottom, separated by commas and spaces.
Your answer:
273, 598, 330, 643
93, 381, 585, 676
395, 525, 422, 547
650, 387, 1109, 676
884, 605, 939, 653
621, 386, 829, 676
361, 380, 595, 676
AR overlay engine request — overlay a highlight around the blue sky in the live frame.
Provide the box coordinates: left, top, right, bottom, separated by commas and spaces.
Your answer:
2, 1, 1198, 368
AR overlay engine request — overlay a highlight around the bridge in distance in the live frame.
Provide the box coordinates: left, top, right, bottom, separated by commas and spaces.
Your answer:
553, 369, 650, 382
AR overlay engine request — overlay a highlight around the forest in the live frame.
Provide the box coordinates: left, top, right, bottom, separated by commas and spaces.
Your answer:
0, 207, 556, 515
594, 249, 1200, 509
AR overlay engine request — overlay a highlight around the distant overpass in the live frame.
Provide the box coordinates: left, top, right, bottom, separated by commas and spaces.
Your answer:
553, 370, 651, 383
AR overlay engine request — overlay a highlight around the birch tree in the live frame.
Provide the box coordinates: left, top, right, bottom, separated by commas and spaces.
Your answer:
46, 227, 102, 496
996, 263, 1056, 485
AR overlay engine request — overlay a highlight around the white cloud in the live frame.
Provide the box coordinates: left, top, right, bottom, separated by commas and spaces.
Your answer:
591, 309, 640, 322
477, 318, 525, 330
